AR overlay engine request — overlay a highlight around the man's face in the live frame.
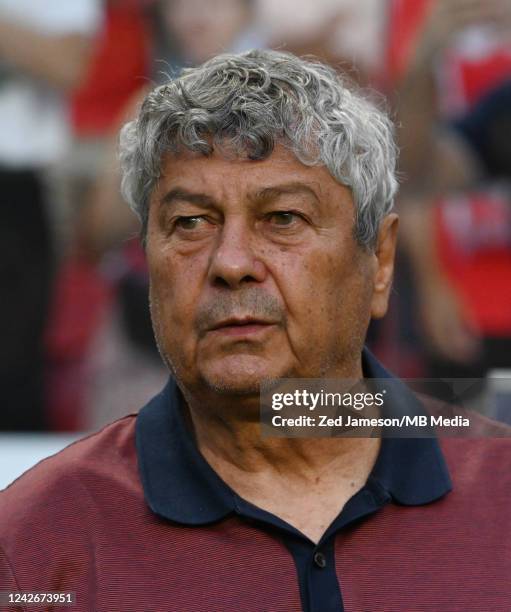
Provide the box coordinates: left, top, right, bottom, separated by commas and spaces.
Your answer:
146, 145, 396, 396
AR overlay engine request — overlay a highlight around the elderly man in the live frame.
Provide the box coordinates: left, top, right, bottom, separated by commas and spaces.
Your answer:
1, 50, 510, 612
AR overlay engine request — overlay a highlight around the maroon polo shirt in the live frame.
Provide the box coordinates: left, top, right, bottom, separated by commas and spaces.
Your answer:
1, 351, 511, 611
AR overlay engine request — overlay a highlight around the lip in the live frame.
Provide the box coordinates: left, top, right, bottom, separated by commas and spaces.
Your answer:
208, 318, 276, 337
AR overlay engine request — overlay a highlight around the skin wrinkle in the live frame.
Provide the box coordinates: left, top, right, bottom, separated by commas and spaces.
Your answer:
144, 146, 398, 542
194, 287, 285, 339
126, 51, 400, 542
120, 50, 398, 250
146, 143, 396, 409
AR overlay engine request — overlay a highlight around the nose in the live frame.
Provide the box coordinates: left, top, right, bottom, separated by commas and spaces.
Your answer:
207, 217, 267, 289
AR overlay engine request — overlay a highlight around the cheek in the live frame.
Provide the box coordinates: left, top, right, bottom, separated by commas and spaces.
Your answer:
148, 255, 204, 378
147, 249, 204, 339
148, 256, 178, 323
328, 257, 374, 350
300, 248, 372, 341
269, 247, 337, 348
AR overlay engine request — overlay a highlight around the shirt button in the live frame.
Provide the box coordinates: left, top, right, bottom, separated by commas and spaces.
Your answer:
313, 551, 327, 568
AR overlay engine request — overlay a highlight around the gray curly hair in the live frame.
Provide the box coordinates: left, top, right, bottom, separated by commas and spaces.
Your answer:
119, 49, 398, 248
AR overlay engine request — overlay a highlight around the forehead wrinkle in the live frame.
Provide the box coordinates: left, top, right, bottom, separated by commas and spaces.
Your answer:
155, 147, 336, 216
160, 187, 218, 210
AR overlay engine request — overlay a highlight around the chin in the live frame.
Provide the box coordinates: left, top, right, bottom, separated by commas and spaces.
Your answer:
198, 355, 287, 396
201, 377, 260, 396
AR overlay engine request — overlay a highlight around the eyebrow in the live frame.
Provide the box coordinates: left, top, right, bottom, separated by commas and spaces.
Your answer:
252, 182, 320, 205
160, 188, 217, 209
159, 182, 320, 209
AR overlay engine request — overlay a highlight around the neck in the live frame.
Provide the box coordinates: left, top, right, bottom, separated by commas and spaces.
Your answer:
186, 391, 380, 544
194, 412, 378, 479
180, 356, 381, 543
182, 354, 378, 496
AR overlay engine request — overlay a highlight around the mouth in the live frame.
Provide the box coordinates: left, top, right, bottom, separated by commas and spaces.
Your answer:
208, 318, 277, 337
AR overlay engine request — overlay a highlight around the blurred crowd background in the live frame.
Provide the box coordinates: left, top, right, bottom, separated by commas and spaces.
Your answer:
1, 0, 511, 432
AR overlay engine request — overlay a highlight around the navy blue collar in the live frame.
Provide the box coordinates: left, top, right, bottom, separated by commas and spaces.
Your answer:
136, 348, 452, 525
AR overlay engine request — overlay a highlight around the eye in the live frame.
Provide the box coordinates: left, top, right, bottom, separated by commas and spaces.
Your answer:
267, 211, 302, 226
175, 215, 207, 230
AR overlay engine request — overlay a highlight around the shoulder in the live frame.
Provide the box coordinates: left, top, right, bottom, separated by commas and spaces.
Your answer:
420, 393, 511, 437
439, 412, 511, 480
0, 415, 139, 546
419, 393, 511, 485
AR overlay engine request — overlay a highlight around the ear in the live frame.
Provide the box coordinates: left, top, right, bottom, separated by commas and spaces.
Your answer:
370, 213, 399, 320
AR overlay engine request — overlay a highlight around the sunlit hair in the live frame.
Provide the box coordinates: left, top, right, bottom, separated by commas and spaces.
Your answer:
119, 49, 398, 248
